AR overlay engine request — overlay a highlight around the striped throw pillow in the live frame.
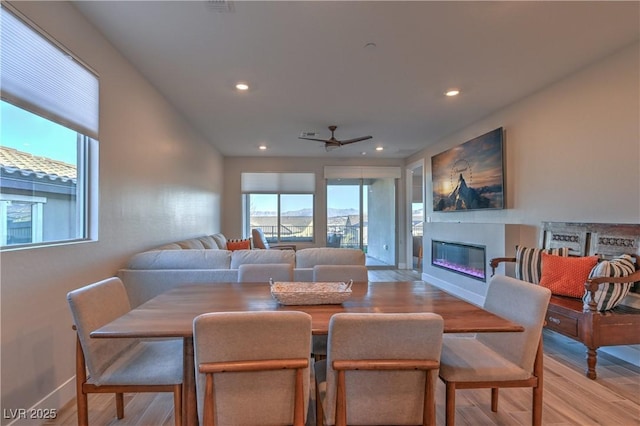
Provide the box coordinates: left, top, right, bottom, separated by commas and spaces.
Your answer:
582, 254, 636, 311
515, 246, 569, 284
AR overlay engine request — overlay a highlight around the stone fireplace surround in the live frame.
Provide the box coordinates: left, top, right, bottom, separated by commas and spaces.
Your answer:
423, 222, 530, 305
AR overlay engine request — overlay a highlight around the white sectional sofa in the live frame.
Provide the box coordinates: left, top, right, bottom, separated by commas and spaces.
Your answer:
118, 234, 365, 307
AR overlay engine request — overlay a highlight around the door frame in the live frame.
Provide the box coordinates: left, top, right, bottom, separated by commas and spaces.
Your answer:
406, 159, 425, 271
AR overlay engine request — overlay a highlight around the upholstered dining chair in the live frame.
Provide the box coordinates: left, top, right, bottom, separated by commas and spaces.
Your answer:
66, 277, 183, 426
311, 265, 369, 361
313, 265, 369, 282
237, 262, 293, 282
193, 311, 312, 426
252, 227, 297, 251
315, 312, 444, 426
438, 274, 551, 426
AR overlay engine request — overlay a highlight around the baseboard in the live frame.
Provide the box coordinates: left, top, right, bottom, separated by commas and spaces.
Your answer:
421, 272, 484, 306
5, 376, 75, 426
600, 345, 640, 368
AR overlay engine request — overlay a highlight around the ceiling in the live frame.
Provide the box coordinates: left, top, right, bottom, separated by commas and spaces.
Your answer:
72, 1, 639, 158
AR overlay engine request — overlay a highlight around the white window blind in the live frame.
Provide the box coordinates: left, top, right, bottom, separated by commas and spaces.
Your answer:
323, 166, 401, 179
0, 7, 99, 139
241, 173, 315, 193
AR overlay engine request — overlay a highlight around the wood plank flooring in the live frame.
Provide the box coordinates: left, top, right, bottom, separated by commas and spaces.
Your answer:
48, 270, 640, 426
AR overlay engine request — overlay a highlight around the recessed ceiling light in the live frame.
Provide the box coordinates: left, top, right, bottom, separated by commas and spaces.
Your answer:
375, 146, 384, 151
258, 145, 267, 150
236, 83, 249, 91
361, 152, 367, 156
445, 89, 460, 97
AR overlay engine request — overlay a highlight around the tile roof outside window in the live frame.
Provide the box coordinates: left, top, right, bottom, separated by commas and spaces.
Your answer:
0, 146, 76, 180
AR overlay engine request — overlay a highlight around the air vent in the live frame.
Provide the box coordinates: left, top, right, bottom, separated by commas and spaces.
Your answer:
207, 1, 235, 13
301, 132, 318, 138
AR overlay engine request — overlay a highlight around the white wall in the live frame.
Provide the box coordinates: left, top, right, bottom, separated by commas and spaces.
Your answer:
408, 41, 639, 238
0, 2, 224, 420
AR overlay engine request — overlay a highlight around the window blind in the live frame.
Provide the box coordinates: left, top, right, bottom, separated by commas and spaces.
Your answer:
241, 173, 315, 193
0, 7, 99, 139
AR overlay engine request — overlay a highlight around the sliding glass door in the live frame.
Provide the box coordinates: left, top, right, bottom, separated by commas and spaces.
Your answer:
326, 178, 396, 267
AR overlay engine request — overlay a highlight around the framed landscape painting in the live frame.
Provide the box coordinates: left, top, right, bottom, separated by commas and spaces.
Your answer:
431, 127, 504, 211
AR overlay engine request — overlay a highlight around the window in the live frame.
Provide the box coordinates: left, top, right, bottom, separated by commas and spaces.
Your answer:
0, 6, 99, 249
242, 173, 315, 243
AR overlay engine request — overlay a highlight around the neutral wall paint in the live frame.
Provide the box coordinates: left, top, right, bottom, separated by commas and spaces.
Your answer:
0, 1, 224, 418
407, 41, 639, 276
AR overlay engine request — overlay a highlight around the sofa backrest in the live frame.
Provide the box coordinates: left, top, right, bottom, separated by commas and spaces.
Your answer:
295, 248, 365, 268
128, 249, 232, 270
230, 249, 295, 269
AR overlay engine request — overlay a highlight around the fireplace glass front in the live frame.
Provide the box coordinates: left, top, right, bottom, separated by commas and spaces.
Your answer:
431, 240, 486, 281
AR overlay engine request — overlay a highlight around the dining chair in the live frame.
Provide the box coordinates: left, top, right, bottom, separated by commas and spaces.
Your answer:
313, 265, 369, 282
251, 227, 297, 251
438, 274, 551, 426
237, 262, 293, 282
193, 311, 312, 426
311, 265, 369, 361
66, 277, 183, 426
315, 312, 444, 426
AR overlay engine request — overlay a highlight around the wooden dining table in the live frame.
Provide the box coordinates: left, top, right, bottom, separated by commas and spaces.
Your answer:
91, 281, 524, 426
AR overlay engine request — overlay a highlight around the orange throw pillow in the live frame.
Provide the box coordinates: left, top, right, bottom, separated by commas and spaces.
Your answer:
226, 239, 251, 251
539, 252, 599, 298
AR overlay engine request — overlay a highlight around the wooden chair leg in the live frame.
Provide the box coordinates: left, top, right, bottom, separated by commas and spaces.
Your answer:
173, 384, 182, 426
335, 370, 347, 426
423, 370, 435, 426
203, 374, 215, 426
116, 393, 124, 419
533, 338, 544, 426
491, 388, 499, 412
75, 335, 89, 426
445, 382, 456, 426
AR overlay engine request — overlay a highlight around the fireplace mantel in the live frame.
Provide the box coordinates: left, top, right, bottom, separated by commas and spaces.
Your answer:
423, 222, 527, 303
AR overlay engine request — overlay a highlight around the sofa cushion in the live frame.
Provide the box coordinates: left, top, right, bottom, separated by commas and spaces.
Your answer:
582, 254, 637, 311
175, 239, 206, 249
128, 249, 231, 270
515, 246, 569, 284
197, 235, 218, 249
539, 253, 599, 298
230, 249, 295, 269
211, 233, 228, 250
295, 248, 365, 268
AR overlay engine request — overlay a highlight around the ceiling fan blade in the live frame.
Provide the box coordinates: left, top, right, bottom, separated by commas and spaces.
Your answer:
298, 137, 330, 143
339, 136, 373, 145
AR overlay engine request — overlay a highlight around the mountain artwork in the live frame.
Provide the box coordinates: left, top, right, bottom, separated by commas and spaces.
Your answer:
431, 128, 504, 211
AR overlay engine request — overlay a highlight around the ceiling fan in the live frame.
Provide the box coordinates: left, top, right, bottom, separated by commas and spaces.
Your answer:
299, 125, 372, 151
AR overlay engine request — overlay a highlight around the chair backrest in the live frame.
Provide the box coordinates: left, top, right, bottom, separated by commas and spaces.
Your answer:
478, 275, 552, 373
193, 311, 312, 425
313, 265, 368, 282
323, 313, 443, 425
237, 263, 293, 282
67, 277, 136, 380
251, 228, 270, 249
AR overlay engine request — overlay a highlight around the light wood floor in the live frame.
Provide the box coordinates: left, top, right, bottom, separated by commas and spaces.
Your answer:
49, 270, 640, 425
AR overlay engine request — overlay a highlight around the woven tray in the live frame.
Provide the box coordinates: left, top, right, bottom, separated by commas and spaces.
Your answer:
269, 280, 353, 305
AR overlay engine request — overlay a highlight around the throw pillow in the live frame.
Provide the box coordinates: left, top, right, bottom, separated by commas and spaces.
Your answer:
582, 254, 637, 311
539, 253, 599, 298
226, 238, 252, 251
515, 246, 569, 284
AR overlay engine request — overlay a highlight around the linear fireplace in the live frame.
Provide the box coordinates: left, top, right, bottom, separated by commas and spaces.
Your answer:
431, 240, 486, 281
